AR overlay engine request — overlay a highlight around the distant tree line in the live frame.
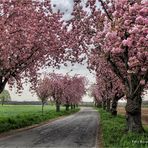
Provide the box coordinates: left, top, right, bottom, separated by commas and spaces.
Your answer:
1, 101, 43, 105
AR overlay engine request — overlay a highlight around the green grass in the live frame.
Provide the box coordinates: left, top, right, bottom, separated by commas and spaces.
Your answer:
0, 105, 79, 133
97, 108, 148, 148
142, 105, 148, 108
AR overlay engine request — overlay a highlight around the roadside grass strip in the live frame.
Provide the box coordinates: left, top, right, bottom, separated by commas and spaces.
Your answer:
98, 108, 148, 148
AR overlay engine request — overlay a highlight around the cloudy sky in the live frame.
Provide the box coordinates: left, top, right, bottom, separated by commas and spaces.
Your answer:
51, 0, 74, 20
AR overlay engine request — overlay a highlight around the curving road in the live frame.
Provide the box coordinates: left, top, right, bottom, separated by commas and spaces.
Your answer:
0, 107, 99, 148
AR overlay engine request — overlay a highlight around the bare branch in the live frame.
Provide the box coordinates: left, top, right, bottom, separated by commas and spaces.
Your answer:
99, 0, 113, 21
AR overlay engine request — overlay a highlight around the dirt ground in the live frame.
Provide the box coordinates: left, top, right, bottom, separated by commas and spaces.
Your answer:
117, 107, 148, 125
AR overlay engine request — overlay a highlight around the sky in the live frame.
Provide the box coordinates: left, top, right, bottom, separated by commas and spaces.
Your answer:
51, 0, 74, 20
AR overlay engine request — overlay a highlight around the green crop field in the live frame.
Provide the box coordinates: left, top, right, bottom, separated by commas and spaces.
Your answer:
0, 105, 79, 133
0, 105, 56, 117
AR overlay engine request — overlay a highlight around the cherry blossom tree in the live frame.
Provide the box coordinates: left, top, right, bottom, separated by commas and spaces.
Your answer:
0, 0, 67, 94
90, 84, 102, 107
36, 77, 51, 115
66, 75, 86, 109
60, 75, 71, 110
47, 73, 64, 112
88, 49, 124, 112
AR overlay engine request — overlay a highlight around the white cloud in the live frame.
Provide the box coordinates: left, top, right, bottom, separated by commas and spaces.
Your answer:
51, 0, 73, 10
51, 0, 74, 20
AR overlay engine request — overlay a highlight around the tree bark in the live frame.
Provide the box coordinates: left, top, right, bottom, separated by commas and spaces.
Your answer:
111, 97, 118, 116
106, 99, 111, 112
0, 78, 8, 94
56, 101, 60, 112
42, 103, 44, 115
65, 104, 69, 111
96, 102, 102, 108
102, 100, 106, 110
65, 99, 69, 111
111, 92, 124, 116
2, 100, 4, 106
125, 95, 144, 133
71, 104, 74, 109
94, 102, 96, 107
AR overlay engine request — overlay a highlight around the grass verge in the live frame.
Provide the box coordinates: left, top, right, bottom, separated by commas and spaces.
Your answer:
0, 105, 79, 133
97, 108, 148, 148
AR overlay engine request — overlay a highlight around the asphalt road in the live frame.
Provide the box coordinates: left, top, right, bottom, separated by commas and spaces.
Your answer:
0, 107, 99, 148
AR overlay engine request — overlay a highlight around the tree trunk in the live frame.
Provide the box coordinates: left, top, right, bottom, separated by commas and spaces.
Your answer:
73, 104, 76, 109
71, 104, 74, 109
56, 101, 60, 112
125, 95, 144, 133
111, 98, 118, 116
65, 104, 69, 111
111, 92, 124, 116
96, 102, 102, 108
94, 102, 97, 107
102, 100, 106, 110
42, 103, 44, 115
1, 98, 4, 106
106, 99, 110, 112
0, 78, 8, 96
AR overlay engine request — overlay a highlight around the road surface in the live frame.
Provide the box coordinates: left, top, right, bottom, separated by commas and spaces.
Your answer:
0, 107, 99, 148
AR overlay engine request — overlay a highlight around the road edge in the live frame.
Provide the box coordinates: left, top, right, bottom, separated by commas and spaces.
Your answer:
95, 108, 103, 148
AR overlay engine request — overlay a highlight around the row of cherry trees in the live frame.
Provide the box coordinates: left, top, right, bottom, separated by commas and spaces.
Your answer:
67, 0, 147, 133
0, 0, 147, 133
89, 53, 124, 115
36, 73, 86, 113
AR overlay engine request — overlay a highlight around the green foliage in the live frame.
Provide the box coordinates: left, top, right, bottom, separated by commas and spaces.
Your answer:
0, 105, 79, 133
98, 108, 148, 148
0, 90, 11, 105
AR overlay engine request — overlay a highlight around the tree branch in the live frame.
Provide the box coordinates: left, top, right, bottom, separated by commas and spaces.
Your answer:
6, 47, 40, 78
99, 0, 113, 21
107, 54, 129, 88
0, 77, 8, 93
132, 69, 148, 98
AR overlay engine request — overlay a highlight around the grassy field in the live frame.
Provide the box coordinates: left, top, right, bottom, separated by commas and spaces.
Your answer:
0, 105, 79, 133
98, 108, 148, 148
